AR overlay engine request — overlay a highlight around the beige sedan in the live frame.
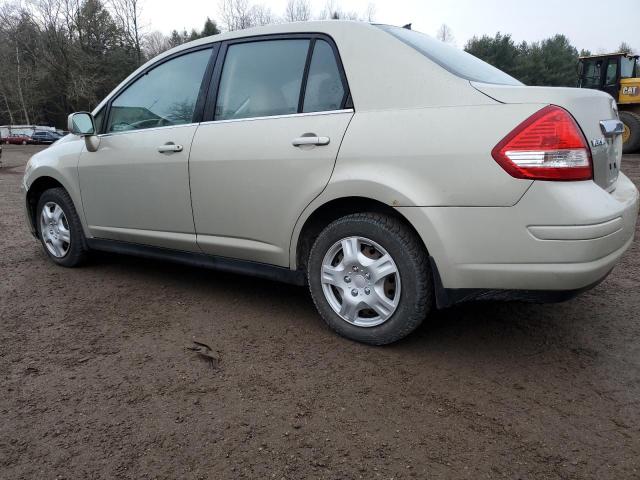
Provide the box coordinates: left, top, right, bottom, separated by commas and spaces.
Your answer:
22, 21, 639, 344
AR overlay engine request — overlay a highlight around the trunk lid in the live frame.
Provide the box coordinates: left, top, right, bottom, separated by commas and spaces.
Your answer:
471, 82, 622, 191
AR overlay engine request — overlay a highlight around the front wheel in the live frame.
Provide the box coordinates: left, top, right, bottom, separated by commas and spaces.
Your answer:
36, 188, 88, 267
307, 213, 433, 345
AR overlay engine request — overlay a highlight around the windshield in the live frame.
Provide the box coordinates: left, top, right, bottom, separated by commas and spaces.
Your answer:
377, 25, 523, 86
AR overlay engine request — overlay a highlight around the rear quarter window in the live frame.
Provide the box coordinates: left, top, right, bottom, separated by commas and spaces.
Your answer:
377, 25, 522, 86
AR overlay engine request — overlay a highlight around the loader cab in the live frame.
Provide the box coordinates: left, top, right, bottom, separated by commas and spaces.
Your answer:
578, 53, 638, 101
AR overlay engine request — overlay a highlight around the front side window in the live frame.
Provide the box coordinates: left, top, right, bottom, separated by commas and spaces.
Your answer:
107, 48, 212, 133
303, 40, 346, 113
215, 39, 309, 120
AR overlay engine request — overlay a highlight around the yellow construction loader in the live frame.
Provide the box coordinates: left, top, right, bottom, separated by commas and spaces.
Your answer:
578, 53, 640, 153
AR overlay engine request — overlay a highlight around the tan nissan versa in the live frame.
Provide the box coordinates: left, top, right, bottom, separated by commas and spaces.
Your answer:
23, 21, 639, 344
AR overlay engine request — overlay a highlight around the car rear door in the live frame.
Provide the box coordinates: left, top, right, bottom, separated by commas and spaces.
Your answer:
77, 46, 215, 251
189, 35, 353, 266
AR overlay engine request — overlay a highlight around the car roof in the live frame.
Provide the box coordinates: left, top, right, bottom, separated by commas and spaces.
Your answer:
94, 20, 491, 114
169, 20, 374, 53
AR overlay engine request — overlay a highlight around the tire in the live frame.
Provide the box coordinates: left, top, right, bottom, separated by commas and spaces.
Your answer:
21, 140, 27, 145
307, 212, 433, 345
36, 188, 88, 267
620, 111, 640, 154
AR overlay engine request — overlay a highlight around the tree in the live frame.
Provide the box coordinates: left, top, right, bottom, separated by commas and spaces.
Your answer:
109, 0, 144, 65
0, 0, 141, 127
249, 4, 276, 27
465, 33, 519, 75
320, 0, 359, 20
436, 24, 455, 45
284, 0, 311, 22
618, 42, 634, 55
465, 32, 580, 86
364, 2, 376, 22
535, 35, 579, 86
219, 0, 255, 31
167, 29, 190, 48
201, 17, 221, 36
144, 30, 170, 58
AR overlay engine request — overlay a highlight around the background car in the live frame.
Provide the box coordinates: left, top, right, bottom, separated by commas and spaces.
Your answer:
3, 133, 33, 145
31, 131, 61, 144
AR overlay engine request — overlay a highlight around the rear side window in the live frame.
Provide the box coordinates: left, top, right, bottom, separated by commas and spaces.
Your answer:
215, 39, 310, 120
303, 40, 346, 113
377, 25, 522, 86
107, 48, 212, 133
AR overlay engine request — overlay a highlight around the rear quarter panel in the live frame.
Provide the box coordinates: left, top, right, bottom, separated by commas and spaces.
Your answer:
328, 103, 542, 207
289, 103, 543, 267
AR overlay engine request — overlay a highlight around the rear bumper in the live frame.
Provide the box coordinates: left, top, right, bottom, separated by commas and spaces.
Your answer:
398, 172, 639, 298
429, 253, 617, 309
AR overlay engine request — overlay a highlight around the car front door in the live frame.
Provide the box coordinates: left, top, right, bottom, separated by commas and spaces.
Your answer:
78, 46, 214, 251
189, 36, 353, 266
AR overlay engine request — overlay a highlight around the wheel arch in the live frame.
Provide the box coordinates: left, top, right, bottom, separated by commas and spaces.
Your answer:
292, 196, 429, 272
26, 176, 68, 236
619, 104, 640, 116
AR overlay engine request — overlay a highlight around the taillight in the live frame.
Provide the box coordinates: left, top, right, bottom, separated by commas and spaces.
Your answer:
492, 105, 592, 181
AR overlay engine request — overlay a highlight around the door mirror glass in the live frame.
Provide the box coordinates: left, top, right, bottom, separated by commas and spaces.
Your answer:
68, 112, 96, 136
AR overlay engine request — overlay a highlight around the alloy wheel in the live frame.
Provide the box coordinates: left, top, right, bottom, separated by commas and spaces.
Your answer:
40, 202, 71, 258
320, 236, 401, 327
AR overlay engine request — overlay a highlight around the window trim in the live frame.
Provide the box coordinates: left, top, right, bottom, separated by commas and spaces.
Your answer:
202, 32, 352, 123
100, 43, 219, 135
199, 108, 354, 127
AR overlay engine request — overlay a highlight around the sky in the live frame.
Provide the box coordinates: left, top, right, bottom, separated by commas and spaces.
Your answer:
145, 0, 639, 53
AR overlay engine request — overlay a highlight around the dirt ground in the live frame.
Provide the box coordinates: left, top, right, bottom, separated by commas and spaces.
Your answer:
1, 144, 639, 479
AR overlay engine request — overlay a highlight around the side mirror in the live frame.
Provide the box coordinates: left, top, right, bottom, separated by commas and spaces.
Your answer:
67, 112, 100, 152
68, 112, 95, 136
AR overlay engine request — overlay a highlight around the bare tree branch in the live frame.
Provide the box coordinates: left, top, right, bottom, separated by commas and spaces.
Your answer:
436, 23, 455, 45
284, 0, 311, 22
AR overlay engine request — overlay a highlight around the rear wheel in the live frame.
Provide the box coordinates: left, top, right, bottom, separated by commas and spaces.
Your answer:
620, 111, 640, 154
307, 212, 433, 345
36, 188, 88, 267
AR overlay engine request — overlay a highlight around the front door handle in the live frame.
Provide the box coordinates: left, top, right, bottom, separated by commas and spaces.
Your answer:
292, 135, 330, 147
158, 143, 183, 153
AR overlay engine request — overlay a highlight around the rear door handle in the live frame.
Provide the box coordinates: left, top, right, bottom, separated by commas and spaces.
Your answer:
292, 136, 330, 147
158, 143, 183, 153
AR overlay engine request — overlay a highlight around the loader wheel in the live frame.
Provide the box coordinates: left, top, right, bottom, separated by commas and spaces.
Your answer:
620, 111, 640, 154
